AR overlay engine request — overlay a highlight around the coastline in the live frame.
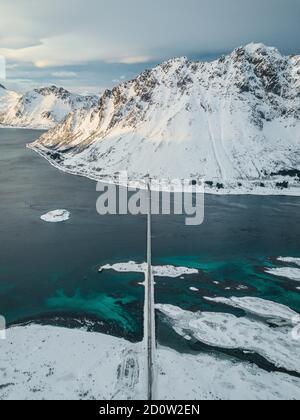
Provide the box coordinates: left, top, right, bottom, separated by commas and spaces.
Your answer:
27, 142, 300, 197
0, 124, 50, 131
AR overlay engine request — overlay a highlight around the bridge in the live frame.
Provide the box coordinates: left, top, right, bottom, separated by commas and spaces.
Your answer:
144, 182, 156, 401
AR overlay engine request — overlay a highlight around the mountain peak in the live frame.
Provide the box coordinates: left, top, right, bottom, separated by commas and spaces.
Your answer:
34, 85, 71, 98
232, 43, 283, 61
244, 42, 277, 54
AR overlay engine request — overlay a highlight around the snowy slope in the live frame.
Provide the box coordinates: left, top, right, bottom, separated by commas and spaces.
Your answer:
0, 85, 98, 129
30, 44, 300, 193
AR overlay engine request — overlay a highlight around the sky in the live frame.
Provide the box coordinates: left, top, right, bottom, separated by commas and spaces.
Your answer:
0, 0, 299, 95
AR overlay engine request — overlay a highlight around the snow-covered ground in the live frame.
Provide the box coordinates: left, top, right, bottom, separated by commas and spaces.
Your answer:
0, 325, 145, 400
99, 261, 199, 278
1, 324, 300, 400
157, 347, 300, 401
29, 43, 300, 195
40, 210, 70, 223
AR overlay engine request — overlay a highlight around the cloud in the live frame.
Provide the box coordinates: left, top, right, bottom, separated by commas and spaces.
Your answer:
6, 63, 19, 70
114, 56, 155, 65
51, 71, 77, 78
1, 0, 299, 94
1, 33, 157, 68
0, 0, 299, 70
0, 55, 6, 80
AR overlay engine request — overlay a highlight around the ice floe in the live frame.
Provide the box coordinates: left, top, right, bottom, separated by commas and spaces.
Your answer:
278, 257, 300, 267
265, 267, 300, 282
204, 296, 298, 322
40, 209, 70, 223
99, 261, 199, 278
156, 304, 300, 374
1, 324, 300, 400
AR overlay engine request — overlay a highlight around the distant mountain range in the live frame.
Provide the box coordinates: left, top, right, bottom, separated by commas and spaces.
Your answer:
3, 43, 300, 194
0, 85, 98, 129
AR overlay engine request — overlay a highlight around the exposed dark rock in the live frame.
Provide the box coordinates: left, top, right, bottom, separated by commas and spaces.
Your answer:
205, 181, 214, 187
276, 181, 289, 189
271, 169, 300, 178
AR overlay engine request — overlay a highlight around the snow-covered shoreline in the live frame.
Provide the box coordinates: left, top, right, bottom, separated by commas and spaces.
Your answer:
28, 143, 300, 196
0, 124, 47, 131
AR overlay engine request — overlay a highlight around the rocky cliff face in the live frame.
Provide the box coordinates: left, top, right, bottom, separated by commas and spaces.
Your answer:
0, 85, 98, 129
30, 44, 300, 193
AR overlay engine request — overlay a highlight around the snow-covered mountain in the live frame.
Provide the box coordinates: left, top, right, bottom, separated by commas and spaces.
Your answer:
30, 44, 300, 193
0, 85, 98, 129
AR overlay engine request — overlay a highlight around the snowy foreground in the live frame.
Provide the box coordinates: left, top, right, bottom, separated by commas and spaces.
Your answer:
2, 259, 300, 400
100, 261, 199, 278
40, 210, 70, 223
1, 323, 300, 401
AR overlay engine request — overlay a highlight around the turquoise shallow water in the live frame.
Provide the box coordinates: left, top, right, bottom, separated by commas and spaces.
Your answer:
0, 128, 300, 344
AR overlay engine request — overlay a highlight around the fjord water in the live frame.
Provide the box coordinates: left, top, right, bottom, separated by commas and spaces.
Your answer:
0, 128, 300, 344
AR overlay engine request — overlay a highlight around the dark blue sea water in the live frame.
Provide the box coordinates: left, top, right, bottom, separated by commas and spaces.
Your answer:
0, 128, 300, 346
